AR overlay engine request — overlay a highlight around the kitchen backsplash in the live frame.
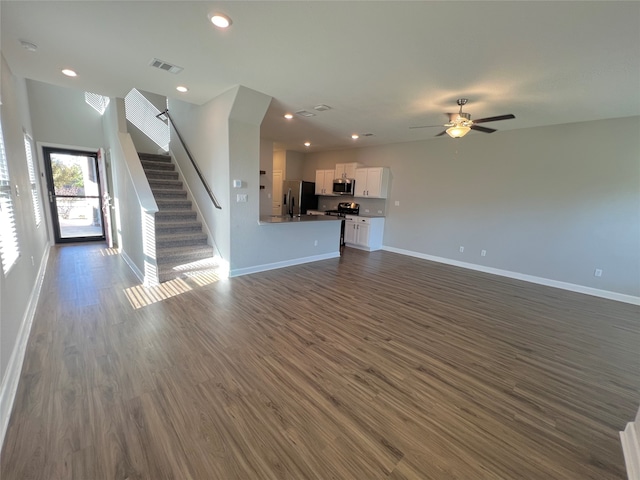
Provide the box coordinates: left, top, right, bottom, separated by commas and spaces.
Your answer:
317, 196, 387, 216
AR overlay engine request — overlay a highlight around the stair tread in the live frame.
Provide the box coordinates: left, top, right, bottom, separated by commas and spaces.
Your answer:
149, 181, 183, 188
151, 187, 187, 198
156, 199, 192, 205
156, 232, 207, 240
138, 153, 172, 162
155, 209, 197, 216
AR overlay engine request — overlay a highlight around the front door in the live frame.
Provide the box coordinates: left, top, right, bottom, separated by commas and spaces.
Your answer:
43, 147, 106, 243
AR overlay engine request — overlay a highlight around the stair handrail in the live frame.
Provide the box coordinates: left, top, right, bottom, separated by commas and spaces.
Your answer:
157, 109, 222, 210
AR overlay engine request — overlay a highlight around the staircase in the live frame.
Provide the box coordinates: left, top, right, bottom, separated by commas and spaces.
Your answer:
138, 152, 214, 283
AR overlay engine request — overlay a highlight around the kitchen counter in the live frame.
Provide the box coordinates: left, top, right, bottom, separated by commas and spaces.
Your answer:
258, 214, 343, 225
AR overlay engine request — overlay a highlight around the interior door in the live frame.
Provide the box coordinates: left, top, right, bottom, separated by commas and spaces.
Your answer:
43, 147, 106, 243
272, 169, 283, 215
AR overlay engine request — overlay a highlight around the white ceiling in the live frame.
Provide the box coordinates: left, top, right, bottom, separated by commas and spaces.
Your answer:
2, 1, 639, 152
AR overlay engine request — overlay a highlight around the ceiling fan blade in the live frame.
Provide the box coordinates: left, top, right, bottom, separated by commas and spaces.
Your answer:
409, 124, 443, 129
473, 114, 515, 124
471, 125, 496, 134
435, 130, 448, 137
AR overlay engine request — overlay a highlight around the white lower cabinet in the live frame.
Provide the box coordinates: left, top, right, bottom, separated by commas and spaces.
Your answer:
344, 216, 384, 251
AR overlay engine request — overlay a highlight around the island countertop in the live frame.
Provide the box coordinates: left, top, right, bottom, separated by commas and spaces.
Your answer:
258, 215, 343, 225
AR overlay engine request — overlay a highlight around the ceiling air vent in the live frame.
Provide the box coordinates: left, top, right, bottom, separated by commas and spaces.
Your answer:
313, 104, 332, 111
295, 110, 316, 117
149, 58, 184, 74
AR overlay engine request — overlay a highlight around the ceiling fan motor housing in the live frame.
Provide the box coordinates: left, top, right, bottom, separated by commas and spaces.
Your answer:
448, 112, 472, 126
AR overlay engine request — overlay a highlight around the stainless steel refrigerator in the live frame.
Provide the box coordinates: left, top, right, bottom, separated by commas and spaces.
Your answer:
282, 180, 318, 216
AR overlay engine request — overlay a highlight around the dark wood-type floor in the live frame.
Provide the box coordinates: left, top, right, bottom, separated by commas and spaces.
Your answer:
2, 243, 639, 479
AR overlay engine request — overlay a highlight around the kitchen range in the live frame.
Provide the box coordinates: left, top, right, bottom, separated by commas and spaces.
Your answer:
325, 202, 359, 247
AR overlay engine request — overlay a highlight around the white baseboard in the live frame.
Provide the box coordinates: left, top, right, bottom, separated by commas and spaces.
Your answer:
0, 246, 50, 450
230, 251, 340, 277
120, 249, 144, 284
621, 416, 640, 480
382, 246, 640, 305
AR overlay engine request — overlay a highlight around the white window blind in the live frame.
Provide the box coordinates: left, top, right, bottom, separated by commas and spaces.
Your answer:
124, 88, 169, 151
24, 135, 42, 226
0, 118, 20, 274
84, 92, 110, 115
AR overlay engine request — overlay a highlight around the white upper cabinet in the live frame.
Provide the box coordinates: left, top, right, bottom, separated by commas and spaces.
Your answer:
335, 162, 362, 180
315, 169, 335, 195
354, 167, 390, 198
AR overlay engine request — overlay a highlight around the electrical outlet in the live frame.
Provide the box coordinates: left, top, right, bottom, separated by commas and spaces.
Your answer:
377, 210, 383, 214
365, 209, 370, 213
594, 268, 603, 277
314, 240, 318, 246
459, 246, 464, 253
395, 200, 400, 206
481, 250, 487, 257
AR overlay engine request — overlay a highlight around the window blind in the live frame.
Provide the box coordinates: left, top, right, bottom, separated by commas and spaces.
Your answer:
24, 135, 42, 227
0, 119, 20, 274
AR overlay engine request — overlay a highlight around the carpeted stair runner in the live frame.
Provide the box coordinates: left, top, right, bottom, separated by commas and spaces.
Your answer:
138, 152, 215, 283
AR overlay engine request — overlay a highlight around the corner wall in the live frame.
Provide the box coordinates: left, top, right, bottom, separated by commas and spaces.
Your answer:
169, 86, 341, 274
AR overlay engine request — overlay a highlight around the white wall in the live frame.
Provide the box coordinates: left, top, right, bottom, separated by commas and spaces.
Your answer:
26, 79, 104, 149
0, 55, 50, 447
259, 138, 273, 217
305, 117, 640, 299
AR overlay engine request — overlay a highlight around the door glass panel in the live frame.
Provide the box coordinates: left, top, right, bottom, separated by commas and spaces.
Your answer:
48, 152, 104, 240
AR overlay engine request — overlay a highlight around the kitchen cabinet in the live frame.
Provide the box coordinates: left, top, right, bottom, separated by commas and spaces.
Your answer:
344, 215, 384, 251
315, 169, 335, 195
335, 162, 361, 180
354, 167, 390, 198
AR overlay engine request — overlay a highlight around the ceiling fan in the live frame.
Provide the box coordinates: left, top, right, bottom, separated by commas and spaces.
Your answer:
410, 98, 515, 138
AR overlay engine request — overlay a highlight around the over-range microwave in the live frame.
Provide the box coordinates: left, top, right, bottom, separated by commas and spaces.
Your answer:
333, 178, 355, 195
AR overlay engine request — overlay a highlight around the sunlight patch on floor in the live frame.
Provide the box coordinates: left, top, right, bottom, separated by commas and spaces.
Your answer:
124, 260, 223, 309
124, 277, 192, 309
101, 248, 120, 256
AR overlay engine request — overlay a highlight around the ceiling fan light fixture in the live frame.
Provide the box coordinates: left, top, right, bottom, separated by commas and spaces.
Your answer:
446, 125, 471, 138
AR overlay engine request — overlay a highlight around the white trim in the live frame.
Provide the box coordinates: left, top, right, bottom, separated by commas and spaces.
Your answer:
621, 416, 640, 480
230, 251, 340, 277
382, 246, 640, 306
0, 245, 50, 450
120, 249, 144, 284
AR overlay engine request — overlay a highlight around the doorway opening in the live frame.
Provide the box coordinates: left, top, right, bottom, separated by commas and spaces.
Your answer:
43, 147, 106, 243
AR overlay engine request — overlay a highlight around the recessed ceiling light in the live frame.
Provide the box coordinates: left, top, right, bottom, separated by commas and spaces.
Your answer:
176, 86, 188, 93
210, 13, 232, 28
61, 69, 77, 77
304, 142, 311, 147
351, 134, 359, 140
284, 113, 293, 120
